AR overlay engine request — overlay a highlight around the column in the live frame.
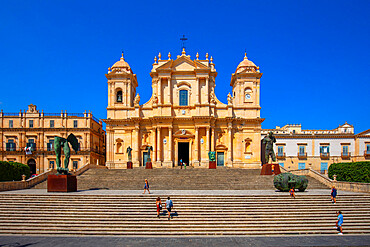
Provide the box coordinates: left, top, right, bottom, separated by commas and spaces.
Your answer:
205, 77, 209, 103
196, 77, 200, 104
87, 133, 91, 149
211, 127, 215, 152
195, 127, 199, 161
228, 125, 233, 164
168, 127, 173, 161
167, 77, 171, 104
156, 127, 161, 162
158, 78, 162, 104
152, 128, 156, 162
206, 127, 210, 155
134, 126, 140, 164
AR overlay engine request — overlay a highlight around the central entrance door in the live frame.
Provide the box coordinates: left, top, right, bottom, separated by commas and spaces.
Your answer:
27, 159, 36, 175
178, 142, 189, 166
142, 152, 149, 167
217, 152, 224, 166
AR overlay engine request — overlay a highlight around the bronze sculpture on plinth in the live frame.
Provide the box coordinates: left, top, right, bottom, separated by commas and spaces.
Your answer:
54, 134, 79, 175
126, 146, 132, 162
262, 131, 276, 164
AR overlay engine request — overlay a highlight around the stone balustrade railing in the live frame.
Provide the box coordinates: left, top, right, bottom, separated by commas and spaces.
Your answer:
287, 167, 370, 193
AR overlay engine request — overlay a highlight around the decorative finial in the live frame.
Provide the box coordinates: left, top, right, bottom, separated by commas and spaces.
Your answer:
158, 52, 161, 60
210, 56, 213, 63
196, 52, 199, 60
182, 47, 186, 55
168, 52, 171, 59
154, 56, 157, 63
244, 51, 247, 59
108, 67, 111, 71
121, 51, 124, 60
206, 53, 209, 60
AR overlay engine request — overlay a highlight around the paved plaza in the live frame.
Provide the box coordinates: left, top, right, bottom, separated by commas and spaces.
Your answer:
0, 235, 370, 247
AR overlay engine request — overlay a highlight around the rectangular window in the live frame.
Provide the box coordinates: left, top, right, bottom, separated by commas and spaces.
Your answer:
278, 146, 284, 155
73, 120, 78, 128
27, 139, 36, 151
342, 145, 348, 155
179, 90, 188, 106
6, 139, 16, 151
29, 120, 34, 128
321, 162, 328, 172
298, 163, 305, 170
367, 144, 370, 154
49, 161, 55, 169
73, 161, 78, 169
320, 145, 330, 154
279, 162, 284, 167
50, 120, 54, 128
299, 146, 305, 155
9, 120, 13, 128
47, 139, 54, 151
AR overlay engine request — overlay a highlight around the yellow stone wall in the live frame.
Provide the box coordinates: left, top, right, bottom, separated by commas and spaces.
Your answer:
104, 51, 264, 169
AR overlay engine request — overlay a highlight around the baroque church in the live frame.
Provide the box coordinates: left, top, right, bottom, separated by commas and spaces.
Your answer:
103, 49, 264, 168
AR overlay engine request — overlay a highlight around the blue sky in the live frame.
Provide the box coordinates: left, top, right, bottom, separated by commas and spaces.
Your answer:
0, 0, 369, 133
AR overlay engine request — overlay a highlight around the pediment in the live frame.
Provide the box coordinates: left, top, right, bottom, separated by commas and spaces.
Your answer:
173, 129, 195, 138
156, 56, 209, 71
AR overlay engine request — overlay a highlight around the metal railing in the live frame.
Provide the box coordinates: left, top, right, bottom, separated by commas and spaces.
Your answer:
320, 152, 330, 159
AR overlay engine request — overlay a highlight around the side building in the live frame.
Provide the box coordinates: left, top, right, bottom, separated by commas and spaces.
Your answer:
262, 123, 370, 173
0, 104, 106, 174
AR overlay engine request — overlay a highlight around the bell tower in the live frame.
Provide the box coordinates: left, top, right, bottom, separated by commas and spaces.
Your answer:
106, 53, 138, 119
230, 53, 262, 118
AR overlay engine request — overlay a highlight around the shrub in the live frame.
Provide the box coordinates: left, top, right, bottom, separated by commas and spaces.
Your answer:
328, 162, 370, 183
0, 161, 30, 182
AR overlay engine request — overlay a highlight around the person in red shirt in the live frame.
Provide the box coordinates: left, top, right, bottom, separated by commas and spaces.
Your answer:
156, 197, 162, 218
290, 187, 295, 199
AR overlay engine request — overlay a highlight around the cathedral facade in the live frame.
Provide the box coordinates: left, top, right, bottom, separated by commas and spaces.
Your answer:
104, 49, 264, 168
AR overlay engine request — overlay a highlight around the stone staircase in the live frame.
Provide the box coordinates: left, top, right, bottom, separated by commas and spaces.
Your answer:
32, 168, 328, 190
0, 193, 369, 235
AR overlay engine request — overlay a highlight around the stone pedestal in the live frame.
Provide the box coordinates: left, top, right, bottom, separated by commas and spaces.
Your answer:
47, 175, 77, 192
146, 162, 152, 169
209, 161, 216, 169
260, 163, 281, 175
127, 162, 133, 169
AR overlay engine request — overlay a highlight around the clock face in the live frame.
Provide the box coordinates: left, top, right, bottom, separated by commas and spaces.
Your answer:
245, 93, 251, 100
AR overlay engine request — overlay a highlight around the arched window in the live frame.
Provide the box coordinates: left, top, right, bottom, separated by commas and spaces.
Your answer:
116, 90, 122, 103
179, 90, 188, 106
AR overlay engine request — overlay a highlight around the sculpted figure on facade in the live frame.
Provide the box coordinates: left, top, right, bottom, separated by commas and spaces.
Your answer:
134, 93, 140, 105
152, 94, 158, 105
210, 92, 217, 105
227, 93, 233, 105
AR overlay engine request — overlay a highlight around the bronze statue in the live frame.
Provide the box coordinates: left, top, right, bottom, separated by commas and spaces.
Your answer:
262, 131, 276, 163
54, 134, 79, 175
208, 151, 216, 161
146, 146, 153, 162
126, 146, 132, 162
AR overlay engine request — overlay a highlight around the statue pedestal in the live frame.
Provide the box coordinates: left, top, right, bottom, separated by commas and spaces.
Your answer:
127, 162, 133, 169
47, 175, 77, 192
260, 163, 281, 175
209, 161, 216, 169
146, 162, 152, 169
